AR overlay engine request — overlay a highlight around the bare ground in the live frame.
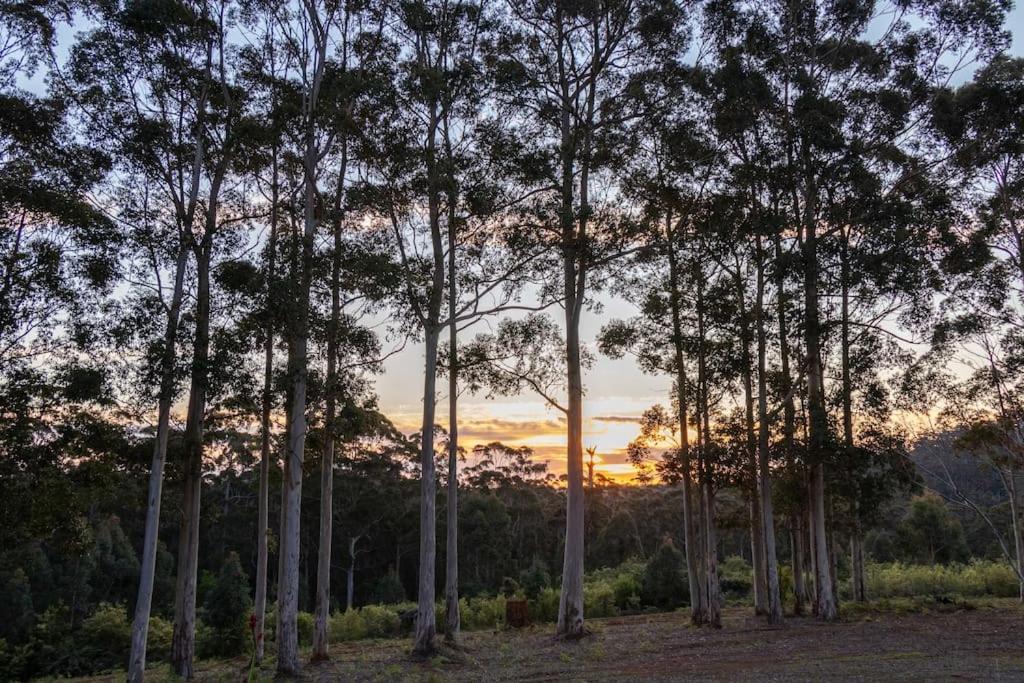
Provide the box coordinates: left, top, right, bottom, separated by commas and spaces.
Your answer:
77, 601, 1024, 682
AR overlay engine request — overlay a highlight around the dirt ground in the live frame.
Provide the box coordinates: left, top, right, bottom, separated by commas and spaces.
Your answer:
82, 601, 1024, 682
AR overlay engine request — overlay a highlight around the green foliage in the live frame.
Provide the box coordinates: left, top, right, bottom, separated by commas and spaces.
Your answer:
370, 570, 406, 604
718, 556, 753, 598
200, 552, 252, 657
518, 558, 551, 599
78, 602, 129, 671
640, 540, 688, 609
329, 606, 401, 641
297, 611, 315, 646
895, 495, 971, 565
460, 595, 507, 630
851, 561, 1019, 599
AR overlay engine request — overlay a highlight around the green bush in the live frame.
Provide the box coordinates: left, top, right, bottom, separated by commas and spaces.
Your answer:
461, 595, 506, 630
857, 561, 1019, 599
719, 555, 753, 597
584, 580, 617, 617
297, 611, 314, 646
329, 605, 401, 641
201, 551, 252, 657
371, 570, 406, 604
531, 587, 560, 623
78, 603, 130, 672
640, 540, 688, 609
519, 558, 551, 599
612, 572, 641, 611
147, 615, 174, 661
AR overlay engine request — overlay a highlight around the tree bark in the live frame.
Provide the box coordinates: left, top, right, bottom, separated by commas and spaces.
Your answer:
277, 130, 317, 676
128, 243, 189, 683
736, 272, 768, 616
444, 211, 461, 644
802, 170, 837, 620
171, 239, 212, 679
413, 327, 441, 654
755, 238, 783, 624
253, 145, 279, 665
666, 215, 705, 624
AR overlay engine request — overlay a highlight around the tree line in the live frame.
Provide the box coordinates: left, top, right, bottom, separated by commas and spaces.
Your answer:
1, 0, 1023, 679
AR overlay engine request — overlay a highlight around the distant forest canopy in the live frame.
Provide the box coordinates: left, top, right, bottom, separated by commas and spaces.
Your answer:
1, 0, 1024, 680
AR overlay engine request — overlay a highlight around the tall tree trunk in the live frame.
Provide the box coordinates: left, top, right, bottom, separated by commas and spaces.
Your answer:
791, 520, 807, 615
444, 220, 460, 644
312, 141, 348, 661
558, 300, 586, 637
253, 148, 279, 665
702, 481, 721, 629
736, 273, 767, 616
666, 215, 705, 624
171, 240, 212, 679
413, 327, 441, 654
443, 118, 461, 644
775, 235, 806, 616
347, 537, 358, 611
128, 243, 190, 683
802, 172, 837, 620
277, 135, 317, 676
755, 238, 783, 624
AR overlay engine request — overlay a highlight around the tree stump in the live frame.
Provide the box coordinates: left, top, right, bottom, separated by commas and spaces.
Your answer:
506, 599, 529, 628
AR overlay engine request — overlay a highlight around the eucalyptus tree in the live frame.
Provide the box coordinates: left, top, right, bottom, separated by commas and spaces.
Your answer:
700, 0, 1007, 620
487, 0, 684, 636
930, 56, 1024, 599
270, 0, 345, 672
360, 0, 510, 654
69, 0, 249, 675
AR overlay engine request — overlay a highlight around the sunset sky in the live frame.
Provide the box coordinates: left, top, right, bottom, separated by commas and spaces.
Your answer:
376, 294, 671, 482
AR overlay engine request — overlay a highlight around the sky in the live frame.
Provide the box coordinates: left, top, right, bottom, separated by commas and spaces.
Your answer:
374, 7, 1024, 482
26, 4, 1024, 482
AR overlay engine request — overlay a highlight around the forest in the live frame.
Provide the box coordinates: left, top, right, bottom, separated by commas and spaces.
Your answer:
2, 0, 1024, 679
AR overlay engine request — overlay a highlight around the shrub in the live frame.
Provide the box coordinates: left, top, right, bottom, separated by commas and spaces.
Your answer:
584, 580, 617, 618
147, 615, 173, 661
78, 603, 130, 672
719, 555, 753, 597
297, 611, 314, 646
371, 570, 406, 604
201, 551, 252, 657
519, 558, 551, 599
612, 572, 641, 611
329, 605, 401, 641
461, 595, 506, 630
640, 540, 688, 609
531, 587, 560, 623
857, 560, 1019, 599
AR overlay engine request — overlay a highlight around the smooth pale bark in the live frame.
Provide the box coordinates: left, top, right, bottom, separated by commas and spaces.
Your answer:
413, 328, 441, 654
666, 216, 705, 624
736, 275, 767, 616
277, 136, 318, 676
695, 277, 720, 629
790, 520, 807, 614
313, 142, 347, 662
802, 172, 837, 621
346, 536, 360, 611
702, 482, 721, 628
128, 244, 190, 683
557, 309, 586, 637
444, 210, 460, 643
171, 241, 212, 679
755, 241, 783, 624
253, 149, 279, 665
775, 236, 806, 616
850, 533, 866, 602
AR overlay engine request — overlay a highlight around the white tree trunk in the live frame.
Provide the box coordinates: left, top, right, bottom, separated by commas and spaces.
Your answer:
557, 306, 586, 638
413, 328, 440, 655
128, 244, 189, 683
